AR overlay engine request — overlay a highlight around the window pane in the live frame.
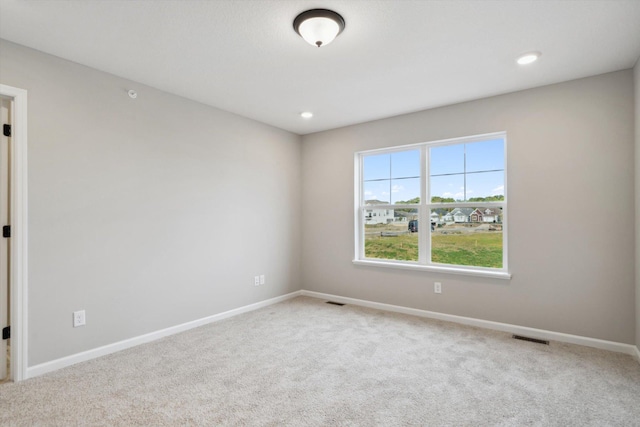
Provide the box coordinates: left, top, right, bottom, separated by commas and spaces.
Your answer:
466, 139, 504, 173
363, 153, 390, 181
431, 207, 503, 268
357, 134, 507, 272
466, 171, 504, 201
391, 178, 420, 204
430, 174, 464, 202
391, 150, 420, 179
430, 144, 464, 176
364, 208, 419, 261
363, 180, 390, 204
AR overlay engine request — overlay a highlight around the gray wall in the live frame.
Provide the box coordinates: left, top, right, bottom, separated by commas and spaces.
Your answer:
302, 70, 636, 344
0, 40, 303, 366
635, 60, 640, 351
1, 38, 636, 368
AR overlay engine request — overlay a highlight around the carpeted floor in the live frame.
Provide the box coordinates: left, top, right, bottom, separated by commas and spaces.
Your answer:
1, 296, 639, 426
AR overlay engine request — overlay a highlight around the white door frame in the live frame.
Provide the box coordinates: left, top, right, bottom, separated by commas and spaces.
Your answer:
0, 84, 28, 382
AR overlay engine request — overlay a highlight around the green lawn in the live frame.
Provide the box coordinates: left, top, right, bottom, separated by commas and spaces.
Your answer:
431, 232, 502, 268
364, 233, 419, 261
364, 231, 502, 268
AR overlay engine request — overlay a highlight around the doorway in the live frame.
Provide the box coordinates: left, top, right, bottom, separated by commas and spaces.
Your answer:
0, 84, 27, 382
0, 95, 9, 382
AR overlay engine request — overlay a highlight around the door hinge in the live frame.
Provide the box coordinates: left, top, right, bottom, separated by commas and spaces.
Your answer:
2, 225, 10, 238
2, 124, 10, 137
2, 326, 9, 340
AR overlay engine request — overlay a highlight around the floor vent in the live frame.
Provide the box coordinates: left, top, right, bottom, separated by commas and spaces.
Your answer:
513, 335, 549, 345
326, 301, 345, 306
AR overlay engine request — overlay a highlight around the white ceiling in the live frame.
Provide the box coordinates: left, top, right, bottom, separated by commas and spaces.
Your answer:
1, 0, 639, 135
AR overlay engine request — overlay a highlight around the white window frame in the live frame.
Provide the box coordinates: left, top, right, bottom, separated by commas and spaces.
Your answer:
353, 132, 511, 280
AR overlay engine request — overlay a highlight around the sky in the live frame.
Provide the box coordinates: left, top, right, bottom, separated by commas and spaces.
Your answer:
363, 138, 504, 203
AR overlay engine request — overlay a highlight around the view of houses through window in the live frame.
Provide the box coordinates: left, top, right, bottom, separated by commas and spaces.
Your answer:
358, 134, 506, 271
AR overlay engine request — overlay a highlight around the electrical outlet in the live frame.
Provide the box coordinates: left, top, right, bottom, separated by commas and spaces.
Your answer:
73, 310, 86, 327
254, 276, 260, 286
260, 275, 265, 285
434, 282, 442, 294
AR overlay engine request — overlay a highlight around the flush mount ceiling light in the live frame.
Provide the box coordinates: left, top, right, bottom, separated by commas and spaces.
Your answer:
293, 9, 345, 47
517, 51, 541, 65
300, 111, 313, 119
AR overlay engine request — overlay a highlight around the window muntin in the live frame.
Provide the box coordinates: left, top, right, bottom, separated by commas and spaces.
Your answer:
356, 133, 507, 275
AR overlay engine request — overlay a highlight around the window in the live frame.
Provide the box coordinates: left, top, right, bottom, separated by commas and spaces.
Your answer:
354, 132, 509, 279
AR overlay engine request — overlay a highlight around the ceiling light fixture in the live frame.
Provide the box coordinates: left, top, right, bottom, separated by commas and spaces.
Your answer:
300, 112, 313, 119
293, 9, 345, 48
516, 51, 541, 65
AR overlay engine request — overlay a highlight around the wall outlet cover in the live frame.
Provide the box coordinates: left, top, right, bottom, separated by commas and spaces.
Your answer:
73, 310, 86, 327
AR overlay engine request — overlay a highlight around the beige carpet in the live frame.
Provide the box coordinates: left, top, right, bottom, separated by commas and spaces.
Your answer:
1, 296, 639, 426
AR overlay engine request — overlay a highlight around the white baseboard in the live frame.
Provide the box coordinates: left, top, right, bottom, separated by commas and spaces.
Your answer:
25, 289, 639, 379
300, 290, 638, 358
27, 291, 302, 379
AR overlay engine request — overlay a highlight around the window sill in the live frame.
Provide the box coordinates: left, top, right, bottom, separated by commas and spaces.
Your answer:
352, 259, 512, 280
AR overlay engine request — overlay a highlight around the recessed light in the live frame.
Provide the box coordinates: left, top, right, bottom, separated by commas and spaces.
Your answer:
517, 51, 541, 65
301, 112, 313, 119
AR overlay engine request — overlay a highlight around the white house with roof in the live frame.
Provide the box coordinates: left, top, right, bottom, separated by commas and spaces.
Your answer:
482, 208, 501, 223
364, 200, 395, 225
450, 208, 474, 223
